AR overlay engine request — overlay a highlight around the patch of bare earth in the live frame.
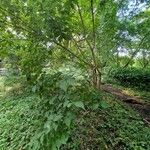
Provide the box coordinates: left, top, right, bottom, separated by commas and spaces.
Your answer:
102, 84, 150, 126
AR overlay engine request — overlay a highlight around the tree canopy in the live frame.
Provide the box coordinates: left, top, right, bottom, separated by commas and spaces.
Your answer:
0, 0, 150, 85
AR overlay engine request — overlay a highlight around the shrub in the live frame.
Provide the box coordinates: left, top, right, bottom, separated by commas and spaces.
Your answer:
110, 67, 150, 90
0, 73, 103, 150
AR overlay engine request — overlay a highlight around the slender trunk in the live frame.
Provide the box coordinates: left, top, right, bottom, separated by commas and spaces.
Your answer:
92, 67, 97, 87
77, 0, 102, 90
90, 0, 102, 90
92, 66, 102, 90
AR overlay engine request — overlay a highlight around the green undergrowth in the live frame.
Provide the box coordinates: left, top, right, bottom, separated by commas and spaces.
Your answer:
0, 76, 150, 150
63, 94, 150, 150
0, 93, 43, 149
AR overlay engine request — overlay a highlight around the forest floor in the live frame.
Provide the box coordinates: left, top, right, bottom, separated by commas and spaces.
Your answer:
102, 84, 150, 125
0, 76, 150, 150
64, 91, 150, 150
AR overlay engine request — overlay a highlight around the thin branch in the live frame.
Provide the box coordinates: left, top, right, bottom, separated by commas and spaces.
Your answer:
76, 2, 93, 51
76, 1, 98, 70
91, 0, 96, 50
0, 6, 36, 33
72, 36, 86, 56
89, 0, 102, 78
0, 4, 93, 69
53, 40, 92, 67
123, 32, 150, 68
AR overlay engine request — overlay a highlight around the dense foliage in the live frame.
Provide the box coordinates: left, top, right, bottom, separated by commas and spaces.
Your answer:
1, 76, 150, 150
0, 0, 150, 87
0, 72, 108, 150
0, 75, 87, 150
110, 67, 150, 90
0, 0, 150, 149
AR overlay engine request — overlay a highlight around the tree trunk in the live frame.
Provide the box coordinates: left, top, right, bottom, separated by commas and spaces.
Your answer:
92, 67, 102, 90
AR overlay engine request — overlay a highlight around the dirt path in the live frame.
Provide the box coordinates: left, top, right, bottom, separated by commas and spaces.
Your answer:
102, 84, 150, 126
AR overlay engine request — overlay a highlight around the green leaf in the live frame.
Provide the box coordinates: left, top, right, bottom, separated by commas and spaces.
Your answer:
32, 85, 37, 93
63, 100, 72, 108
59, 80, 68, 92
73, 101, 85, 110
59, 134, 69, 145
91, 103, 99, 110
100, 101, 109, 109
59, 77, 75, 92
64, 112, 74, 127
52, 133, 69, 150
53, 114, 63, 122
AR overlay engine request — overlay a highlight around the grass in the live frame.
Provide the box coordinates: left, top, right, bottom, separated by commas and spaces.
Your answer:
0, 76, 150, 150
